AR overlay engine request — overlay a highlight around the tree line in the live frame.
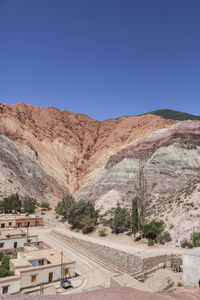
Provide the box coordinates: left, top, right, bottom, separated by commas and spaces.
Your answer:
0, 193, 50, 214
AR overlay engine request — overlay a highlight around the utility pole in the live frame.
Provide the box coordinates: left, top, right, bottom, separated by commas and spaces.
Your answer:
61, 251, 63, 280
26, 225, 29, 243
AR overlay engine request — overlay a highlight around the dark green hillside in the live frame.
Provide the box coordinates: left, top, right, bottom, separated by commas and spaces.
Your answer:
148, 109, 200, 121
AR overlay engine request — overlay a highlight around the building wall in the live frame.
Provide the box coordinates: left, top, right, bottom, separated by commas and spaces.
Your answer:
16, 218, 43, 227
183, 254, 200, 283
0, 277, 20, 295
19, 262, 75, 290
0, 217, 43, 228
0, 236, 38, 251
0, 220, 15, 228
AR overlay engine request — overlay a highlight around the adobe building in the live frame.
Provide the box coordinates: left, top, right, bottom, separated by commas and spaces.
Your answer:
0, 242, 76, 295
0, 228, 38, 253
0, 214, 43, 228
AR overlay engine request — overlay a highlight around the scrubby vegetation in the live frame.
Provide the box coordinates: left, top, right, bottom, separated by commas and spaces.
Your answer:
0, 193, 21, 213
190, 232, 200, 247
180, 238, 193, 249
110, 204, 130, 234
0, 255, 14, 278
40, 201, 51, 210
98, 227, 107, 237
0, 193, 51, 215
23, 196, 37, 214
180, 232, 200, 249
143, 219, 171, 245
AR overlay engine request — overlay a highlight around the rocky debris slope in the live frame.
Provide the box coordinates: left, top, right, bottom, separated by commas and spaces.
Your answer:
155, 173, 200, 240
0, 102, 174, 204
76, 121, 200, 211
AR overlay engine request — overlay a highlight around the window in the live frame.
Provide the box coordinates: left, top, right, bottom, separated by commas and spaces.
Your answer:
48, 272, 53, 282
14, 242, 18, 249
0, 243, 4, 248
9, 222, 12, 226
2, 285, 9, 294
64, 267, 70, 276
39, 259, 44, 266
1, 223, 5, 228
31, 275, 37, 283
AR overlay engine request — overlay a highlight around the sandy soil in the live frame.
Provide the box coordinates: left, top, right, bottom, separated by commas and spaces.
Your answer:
144, 269, 183, 292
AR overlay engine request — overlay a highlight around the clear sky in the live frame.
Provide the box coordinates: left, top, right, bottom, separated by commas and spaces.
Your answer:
0, 0, 200, 121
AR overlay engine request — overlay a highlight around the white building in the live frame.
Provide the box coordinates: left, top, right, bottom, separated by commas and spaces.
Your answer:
183, 247, 200, 283
0, 229, 38, 253
0, 242, 76, 295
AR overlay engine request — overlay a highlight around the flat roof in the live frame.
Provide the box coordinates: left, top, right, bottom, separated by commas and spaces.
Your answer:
184, 247, 200, 256
0, 214, 42, 221
11, 248, 75, 272
0, 228, 27, 239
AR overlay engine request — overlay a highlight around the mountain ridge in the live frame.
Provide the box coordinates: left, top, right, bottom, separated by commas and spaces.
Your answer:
0, 102, 175, 204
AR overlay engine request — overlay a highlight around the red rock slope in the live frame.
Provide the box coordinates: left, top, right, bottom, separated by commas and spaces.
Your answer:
0, 103, 174, 204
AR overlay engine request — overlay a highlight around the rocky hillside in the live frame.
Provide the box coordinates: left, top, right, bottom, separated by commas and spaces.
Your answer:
154, 173, 200, 240
76, 121, 200, 211
0, 102, 175, 205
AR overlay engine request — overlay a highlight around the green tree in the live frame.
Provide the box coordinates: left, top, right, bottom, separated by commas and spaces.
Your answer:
23, 197, 36, 214
55, 194, 76, 220
131, 197, 139, 237
40, 202, 50, 210
0, 256, 14, 278
55, 195, 98, 233
1, 193, 21, 213
81, 215, 96, 234
136, 162, 148, 236
143, 219, 164, 240
111, 204, 127, 234
68, 200, 98, 230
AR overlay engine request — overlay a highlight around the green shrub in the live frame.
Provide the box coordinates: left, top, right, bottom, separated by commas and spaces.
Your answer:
0, 252, 3, 261
40, 202, 51, 210
191, 232, 200, 247
0, 256, 14, 278
55, 206, 64, 215
159, 231, 172, 244
143, 219, 164, 240
110, 204, 129, 234
98, 228, 107, 237
148, 239, 154, 246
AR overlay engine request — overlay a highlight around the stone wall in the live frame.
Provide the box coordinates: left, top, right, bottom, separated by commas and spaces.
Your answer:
72, 236, 142, 273
71, 236, 169, 274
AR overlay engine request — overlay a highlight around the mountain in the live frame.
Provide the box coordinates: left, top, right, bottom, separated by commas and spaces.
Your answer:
147, 109, 200, 121
0, 102, 175, 206
76, 120, 200, 213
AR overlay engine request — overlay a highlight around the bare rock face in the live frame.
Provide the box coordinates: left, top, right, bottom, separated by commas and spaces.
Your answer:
76, 121, 200, 211
0, 102, 175, 205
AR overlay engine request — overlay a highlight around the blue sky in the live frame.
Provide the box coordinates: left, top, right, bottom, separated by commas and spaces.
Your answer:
0, 0, 200, 121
